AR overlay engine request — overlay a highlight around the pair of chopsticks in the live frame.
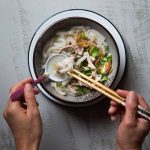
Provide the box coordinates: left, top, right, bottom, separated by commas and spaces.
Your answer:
68, 69, 150, 121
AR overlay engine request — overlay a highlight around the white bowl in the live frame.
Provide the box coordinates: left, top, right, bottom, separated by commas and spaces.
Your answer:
28, 9, 126, 107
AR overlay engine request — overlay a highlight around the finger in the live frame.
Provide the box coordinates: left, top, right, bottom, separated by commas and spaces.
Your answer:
108, 100, 120, 121
20, 101, 39, 109
10, 78, 33, 93
137, 94, 149, 109
124, 91, 138, 127
7, 78, 35, 113
108, 105, 118, 115
34, 87, 40, 94
19, 96, 39, 105
116, 89, 129, 98
111, 115, 117, 121
8, 100, 21, 108
137, 95, 150, 129
36, 101, 39, 106
11, 88, 39, 108
109, 100, 123, 114
111, 89, 128, 116
108, 104, 124, 121
7, 94, 25, 114
21, 102, 27, 109
20, 101, 39, 107
3, 104, 9, 119
110, 100, 120, 107
138, 117, 150, 132
24, 83, 37, 110
5, 100, 25, 118
9, 87, 39, 104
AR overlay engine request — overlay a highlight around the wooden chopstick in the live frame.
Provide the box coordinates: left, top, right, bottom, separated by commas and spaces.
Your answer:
72, 69, 150, 115
72, 69, 125, 101
56, 64, 150, 120
68, 69, 150, 121
68, 71, 125, 106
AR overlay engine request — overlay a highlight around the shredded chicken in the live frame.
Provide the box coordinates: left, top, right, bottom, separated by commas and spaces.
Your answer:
57, 55, 74, 73
66, 36, 76, 45
76, 52, 95, 69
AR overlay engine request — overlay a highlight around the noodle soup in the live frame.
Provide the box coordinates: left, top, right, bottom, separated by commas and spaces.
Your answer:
41, 26, 113, 96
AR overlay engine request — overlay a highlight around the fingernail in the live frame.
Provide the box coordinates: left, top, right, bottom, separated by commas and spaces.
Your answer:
116, 89, 123, 92
111, 116, 116, 121
126, 91, 138, 108
116, 89, 121, 91
24, 83, 33, 92
128, 91, 135, 102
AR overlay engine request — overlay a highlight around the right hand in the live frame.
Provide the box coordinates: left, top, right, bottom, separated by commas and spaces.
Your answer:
108, 90, 150, 150
3, 78, 43, 150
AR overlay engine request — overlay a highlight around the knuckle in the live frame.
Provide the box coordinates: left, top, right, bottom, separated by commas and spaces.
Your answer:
142, 127, 149, 133
31, 109, 39, 116
36, 102, 39, 106
128, 105, 137, 111
3, 110, 7, 119
6, 106, 16, 116
140, 126, 150, 135
141, 96, 145, 101
130, 91, 136, 94
128, 91, 137, 99
25, 89, 34, 98
25, 93, 33, 100
124, 119, 136, 128
34, 110, 39, 116
138, 95, 143, 99
9, 86, 14, 93
142, 122, 150, 131
108, 108, 111, 114
138, 95, 145, 102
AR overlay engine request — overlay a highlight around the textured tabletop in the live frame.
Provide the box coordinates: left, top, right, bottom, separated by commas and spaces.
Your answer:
0, 0, 150, 150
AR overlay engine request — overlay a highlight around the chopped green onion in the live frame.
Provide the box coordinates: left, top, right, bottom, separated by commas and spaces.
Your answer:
76, 86, 90, 96
99, 59, 105, 65
56, 82, 66, 88
104, 45, 109, 51
82, 67, 91, 71
81, 32, 87, 39
102, 57, 108, 62
101, 75, 108, 82
100, 75, 108, 84
106, 53, 112, 61
88, 46, 94, 55
68, 48, 75, 53
101, 65, 106, 74
79, 61, 88, 68
81, 67, 93, 76
91, 47, 100, 58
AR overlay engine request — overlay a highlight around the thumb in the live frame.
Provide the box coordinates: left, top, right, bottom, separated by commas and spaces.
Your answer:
24, 83, 37, 110
124, 91, 138, 127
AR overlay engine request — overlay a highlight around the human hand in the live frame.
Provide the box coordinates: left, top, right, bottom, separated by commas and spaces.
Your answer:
3, 78, 43, 150
108, 90, 150, 150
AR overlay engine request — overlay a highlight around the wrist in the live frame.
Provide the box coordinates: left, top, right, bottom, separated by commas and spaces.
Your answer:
15, 140, 40, 150
16, 145, 39, 150
116, 143, 142, 150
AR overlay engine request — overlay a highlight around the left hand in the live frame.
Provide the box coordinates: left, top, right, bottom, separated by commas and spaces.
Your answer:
3, 78, 43, 150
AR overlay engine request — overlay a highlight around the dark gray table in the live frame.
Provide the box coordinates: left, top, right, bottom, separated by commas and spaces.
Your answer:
0, 0, 150, 149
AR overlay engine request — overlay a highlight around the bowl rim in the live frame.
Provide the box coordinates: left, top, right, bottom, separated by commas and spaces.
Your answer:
28, 9, 126, 107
